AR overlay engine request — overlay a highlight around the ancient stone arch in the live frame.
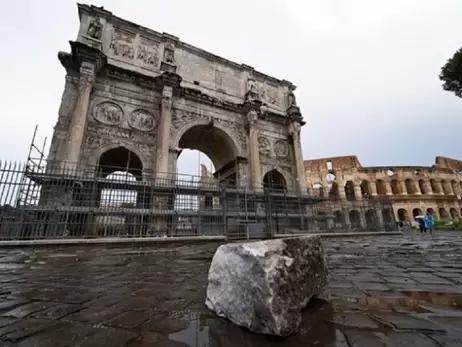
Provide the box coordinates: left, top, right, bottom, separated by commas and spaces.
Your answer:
88, 143, 148, 176
47, 4, 307, 194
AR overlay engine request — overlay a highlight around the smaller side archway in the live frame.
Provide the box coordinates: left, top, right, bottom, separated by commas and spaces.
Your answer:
365, 209, 378, 230
426, 208, 437, 218
263, 169, 287, 191
397, 208, 409, 221
360, 180, 371, 197
450, 208, 459, 220
439, 208, 449, 219
329, 182, 340, 199
412, 208, 422, 218
344, 181, 356, 201
349, 210, 362, 229
334, 211, 345, 225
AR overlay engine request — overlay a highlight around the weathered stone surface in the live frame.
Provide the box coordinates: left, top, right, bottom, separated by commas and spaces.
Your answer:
205, 235, 328, 336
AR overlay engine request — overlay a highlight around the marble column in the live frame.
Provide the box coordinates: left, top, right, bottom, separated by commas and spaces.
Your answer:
63, 62, 95, 169
370, 182, 378, 196
385, 181, 393, 196
155, 85, 173, 181
289, 120, 308, 194
354, 185, 362, 200
247, 109, 262, 190
436, 181, 444, 195
399, 181, 408, 195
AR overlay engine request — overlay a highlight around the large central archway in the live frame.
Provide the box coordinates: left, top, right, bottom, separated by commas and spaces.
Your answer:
177, 124, 240, 184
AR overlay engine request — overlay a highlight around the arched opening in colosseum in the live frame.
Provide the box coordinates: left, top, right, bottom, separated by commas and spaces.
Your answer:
451, 180, 459, 196
397, 208, 408, 221
382, 208, 394, 227
360, 180, 371, 197
387, 169, 395, 177
426, 208, 437, 218
430, 179, 441, 194
263, 170, 287, 191
344, 181, 356, 201
412, 208, 422, 218
326, 172, 336, 182
334, 211, 345, 225
441, 180, 452, 195
450, 208, 459, 220
365, 209, 377, 230
376, 179, 387, 195
329, 182, 340, 199
312, 183, 324, 198
405, 179, 417, 194
418, 179, 429, 194
390, 180, 401, 195
439, 208, 449, 219
349, 210, 361, 229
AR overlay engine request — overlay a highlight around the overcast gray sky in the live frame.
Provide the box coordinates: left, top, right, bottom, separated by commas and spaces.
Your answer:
0, 0, 461, 176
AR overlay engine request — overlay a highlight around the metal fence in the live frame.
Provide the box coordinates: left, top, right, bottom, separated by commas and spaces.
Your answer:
0, 160, 396, 241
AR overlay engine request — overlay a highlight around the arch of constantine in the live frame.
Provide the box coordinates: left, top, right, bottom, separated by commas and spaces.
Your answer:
304, 155, 462, 224
49, 4, 307, 193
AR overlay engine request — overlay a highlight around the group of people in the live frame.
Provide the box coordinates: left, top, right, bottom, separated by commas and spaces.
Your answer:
416, 212, 435, 233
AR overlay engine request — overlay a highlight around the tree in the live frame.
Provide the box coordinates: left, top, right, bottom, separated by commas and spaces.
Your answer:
439, 47, 462, 98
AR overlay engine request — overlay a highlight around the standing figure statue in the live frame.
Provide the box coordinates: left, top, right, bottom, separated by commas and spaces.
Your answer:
288, 90, 297, 107
87, 17, 103, 40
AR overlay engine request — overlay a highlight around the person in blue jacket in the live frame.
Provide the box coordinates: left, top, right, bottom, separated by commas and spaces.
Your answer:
424, 212, 435, 234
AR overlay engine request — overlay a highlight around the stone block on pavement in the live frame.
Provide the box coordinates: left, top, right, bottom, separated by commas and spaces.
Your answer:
205, 235, 328, 336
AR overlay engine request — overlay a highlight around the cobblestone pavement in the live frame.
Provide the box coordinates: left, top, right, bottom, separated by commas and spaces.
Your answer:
0, 231, 461, 346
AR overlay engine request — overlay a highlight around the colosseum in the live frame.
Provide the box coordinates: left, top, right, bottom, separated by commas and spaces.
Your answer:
304, 155, 462, 226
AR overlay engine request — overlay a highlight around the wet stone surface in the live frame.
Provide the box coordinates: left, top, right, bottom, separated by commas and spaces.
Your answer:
0, 230, 460, 346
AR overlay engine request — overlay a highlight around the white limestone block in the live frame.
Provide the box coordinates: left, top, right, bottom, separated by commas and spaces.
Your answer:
205, 235, 328, 336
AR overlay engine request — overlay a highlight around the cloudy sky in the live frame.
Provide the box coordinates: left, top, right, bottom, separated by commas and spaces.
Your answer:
0, 0, 461, 176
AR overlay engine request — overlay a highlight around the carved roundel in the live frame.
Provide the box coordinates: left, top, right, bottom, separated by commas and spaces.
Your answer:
257, 136, 271, 154
274, 140, 289, 157
128, 109, 156, 131
93, 102, 123, 125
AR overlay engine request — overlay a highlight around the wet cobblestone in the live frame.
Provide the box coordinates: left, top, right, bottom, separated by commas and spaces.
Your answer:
0, 230, 460, 346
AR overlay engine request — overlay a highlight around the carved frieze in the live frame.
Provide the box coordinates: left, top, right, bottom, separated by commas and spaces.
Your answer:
110, 29, 135, 60
258, 137, 271, 155
128, 109, 156, 132
93, 102, 123, 125
274, 139, 289, 157
84, 135, 106, 150
137, 37, 159, 68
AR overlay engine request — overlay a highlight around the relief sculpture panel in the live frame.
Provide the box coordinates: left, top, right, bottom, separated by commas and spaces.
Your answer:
258, 136, 271, 155
137, 37, 160, 68
258, 83, 281, 107
128, 109, 157, 131
93, 102, 124, 125
274, 139, 289, 157
109, 28, 135, 60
